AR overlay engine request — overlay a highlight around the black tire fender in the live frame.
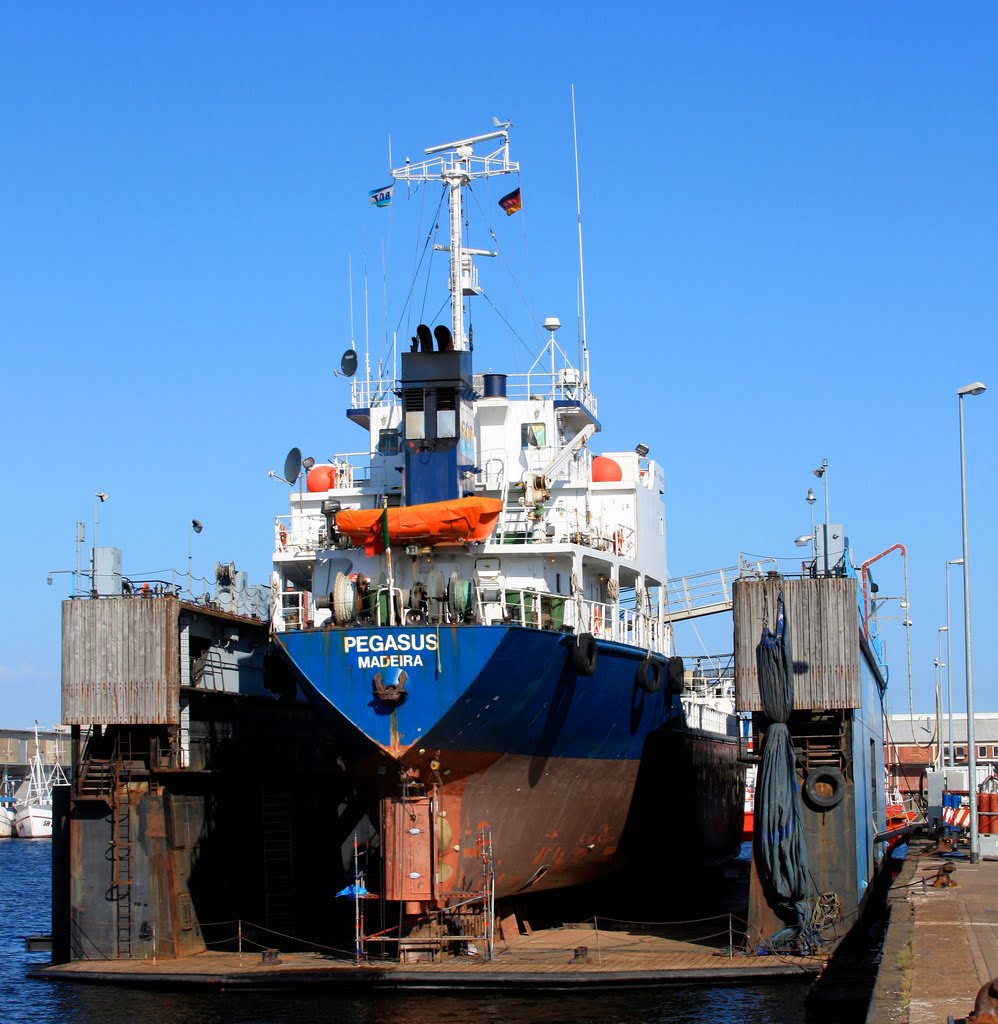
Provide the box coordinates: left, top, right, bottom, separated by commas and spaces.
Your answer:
668, 656, 685, 695
803, 766, 846, 809
569, 632, 598, 676
636, 656, 663, 694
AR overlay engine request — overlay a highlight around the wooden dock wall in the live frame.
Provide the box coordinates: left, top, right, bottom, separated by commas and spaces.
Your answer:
733, 576, 861, 711
62, 597, 181, 725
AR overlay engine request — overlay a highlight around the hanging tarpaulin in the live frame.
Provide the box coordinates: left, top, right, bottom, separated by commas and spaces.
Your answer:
754, 587, 812, 948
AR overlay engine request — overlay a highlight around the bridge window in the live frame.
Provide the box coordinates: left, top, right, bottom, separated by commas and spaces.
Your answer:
378, 429, 401, 455
521, 422, 546, 447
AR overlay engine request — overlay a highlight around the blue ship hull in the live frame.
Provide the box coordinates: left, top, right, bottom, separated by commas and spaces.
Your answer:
275, 625, 744, 903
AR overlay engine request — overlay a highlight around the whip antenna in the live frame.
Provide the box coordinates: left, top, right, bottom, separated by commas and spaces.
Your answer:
572, 84, 590, 386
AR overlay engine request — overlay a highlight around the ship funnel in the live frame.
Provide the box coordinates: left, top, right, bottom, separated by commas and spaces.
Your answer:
434, 325, 454, 352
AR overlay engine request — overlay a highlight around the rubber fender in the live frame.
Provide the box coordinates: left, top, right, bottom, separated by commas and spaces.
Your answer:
636, 655, 663, 694
667, 656, 685, 695
803, 766, 846, 810
570, 632, 598, 676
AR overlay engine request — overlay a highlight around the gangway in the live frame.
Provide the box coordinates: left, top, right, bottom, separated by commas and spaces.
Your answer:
664, 557, 778, 623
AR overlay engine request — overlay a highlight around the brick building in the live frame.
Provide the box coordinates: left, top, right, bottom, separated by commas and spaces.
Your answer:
885, 712, 998, 796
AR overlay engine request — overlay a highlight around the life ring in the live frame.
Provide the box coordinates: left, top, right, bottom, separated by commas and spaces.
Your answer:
591, 605, 602, 634
803, 766, 846, 810
569, 632, 598, 676
278, 523, 288, 549
636, 656, 662, 694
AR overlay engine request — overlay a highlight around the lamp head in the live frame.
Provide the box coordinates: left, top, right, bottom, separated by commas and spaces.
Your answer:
794, 534, 812, 547
957, 381, 986, 397
96, 492, 109, 502
634, 443, 650, 458
806, 487, 816, 506
191, 519, 203, 534
47, 574, 53, 585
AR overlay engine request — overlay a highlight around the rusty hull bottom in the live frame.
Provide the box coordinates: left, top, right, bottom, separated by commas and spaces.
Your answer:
376, 727, 744, 907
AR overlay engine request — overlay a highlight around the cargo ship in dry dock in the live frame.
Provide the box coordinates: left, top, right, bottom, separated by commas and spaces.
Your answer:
268, 124, 744, 912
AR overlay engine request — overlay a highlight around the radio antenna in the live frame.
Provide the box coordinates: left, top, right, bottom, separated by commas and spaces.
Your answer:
571, 84, 590, 385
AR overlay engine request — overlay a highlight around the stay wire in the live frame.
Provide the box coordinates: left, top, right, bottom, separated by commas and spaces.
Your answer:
390, 185, 447, 350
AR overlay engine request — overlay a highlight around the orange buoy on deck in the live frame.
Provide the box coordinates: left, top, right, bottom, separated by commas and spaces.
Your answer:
307, 464, 337, 492
592, 455, 622, 482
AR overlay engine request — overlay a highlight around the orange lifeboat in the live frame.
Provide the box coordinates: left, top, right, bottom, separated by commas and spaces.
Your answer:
336, 497, 503, 555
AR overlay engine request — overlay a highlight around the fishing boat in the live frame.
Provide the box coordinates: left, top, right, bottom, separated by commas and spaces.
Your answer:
270, 124, 744, 919
13, 729, 69, 839
0, 772, 16, 838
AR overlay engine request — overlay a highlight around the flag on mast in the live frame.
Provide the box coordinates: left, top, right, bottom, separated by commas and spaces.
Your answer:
369, 184, 393, 208
498, 187, 522, 216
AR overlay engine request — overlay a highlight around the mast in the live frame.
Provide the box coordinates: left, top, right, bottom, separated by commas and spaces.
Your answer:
391, 126, 518, 350
445, 156, 467, 349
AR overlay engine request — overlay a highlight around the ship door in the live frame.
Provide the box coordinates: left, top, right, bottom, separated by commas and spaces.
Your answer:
383, 795, 434, 904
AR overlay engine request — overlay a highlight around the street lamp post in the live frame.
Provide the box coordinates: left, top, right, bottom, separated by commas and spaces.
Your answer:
933, 657, 943, 771
945, 558, 963, 768
937, 626, 947, 765
957, 380, 986, 863
92, 492, 108, 596
188, 519, 204, 599
813, 460, 829, 574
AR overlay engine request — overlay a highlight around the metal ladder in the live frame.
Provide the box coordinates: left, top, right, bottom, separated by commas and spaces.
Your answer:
261, 791, 296, 939
111, 734, 133, 959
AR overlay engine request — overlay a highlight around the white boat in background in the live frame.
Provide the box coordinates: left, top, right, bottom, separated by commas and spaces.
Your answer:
0, 773, 16, 838
13, 728, 69, 839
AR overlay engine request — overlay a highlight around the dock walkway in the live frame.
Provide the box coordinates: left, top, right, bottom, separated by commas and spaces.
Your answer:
869, 840, 998, 1023
35, 923, 824, 991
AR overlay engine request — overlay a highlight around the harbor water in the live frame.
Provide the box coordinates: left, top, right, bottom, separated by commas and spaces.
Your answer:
1, 840, 809, 1024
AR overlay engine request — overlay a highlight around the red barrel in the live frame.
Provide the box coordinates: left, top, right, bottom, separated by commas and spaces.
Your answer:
989, 792, 998, 834
977, 793, 990, 834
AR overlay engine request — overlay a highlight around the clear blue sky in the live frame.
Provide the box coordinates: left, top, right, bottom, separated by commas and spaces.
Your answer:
2, 5, 995, 729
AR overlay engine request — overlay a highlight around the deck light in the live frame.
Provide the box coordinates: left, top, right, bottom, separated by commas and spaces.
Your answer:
189, 519, 204, 599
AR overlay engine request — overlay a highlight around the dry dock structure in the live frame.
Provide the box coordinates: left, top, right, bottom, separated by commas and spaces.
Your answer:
46, 553, 893, 991
37, 919, 823, 990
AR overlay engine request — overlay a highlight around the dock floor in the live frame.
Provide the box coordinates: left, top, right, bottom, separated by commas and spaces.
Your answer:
869, 839, 998, 1024
34, 924, 824, 991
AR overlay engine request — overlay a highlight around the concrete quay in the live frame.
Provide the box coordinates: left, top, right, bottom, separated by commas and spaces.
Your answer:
869, 839, 998, 1024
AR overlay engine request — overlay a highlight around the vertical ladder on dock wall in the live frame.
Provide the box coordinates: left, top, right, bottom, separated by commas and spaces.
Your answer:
111, 734, 133, 959
261, 791, 296, 940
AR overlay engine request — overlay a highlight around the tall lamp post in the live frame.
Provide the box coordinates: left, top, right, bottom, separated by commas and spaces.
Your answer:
188, 519, 203, 599
957, 380, 986, 862
945, 558, 963, 767
812, 460, 830, 574
92, 492, 109, 595
937, 627, 947, 766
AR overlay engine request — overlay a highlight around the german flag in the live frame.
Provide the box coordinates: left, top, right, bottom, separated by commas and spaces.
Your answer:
498, 187, 522, 216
